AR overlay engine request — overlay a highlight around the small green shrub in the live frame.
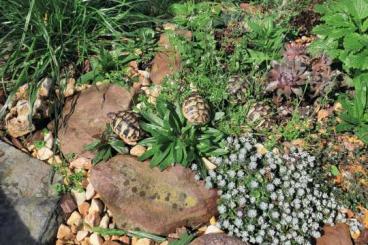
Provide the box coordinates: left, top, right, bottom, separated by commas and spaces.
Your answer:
336, 74, 368, 143
280, 111, 311, 141
92, 227, 166, 243
52, 165, 85, 194
229, 14, 287, 70
138, 99, 227, 172
309, 0, 368, 76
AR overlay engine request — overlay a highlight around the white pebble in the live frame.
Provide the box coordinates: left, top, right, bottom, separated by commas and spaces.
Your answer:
85, 183, 95, 200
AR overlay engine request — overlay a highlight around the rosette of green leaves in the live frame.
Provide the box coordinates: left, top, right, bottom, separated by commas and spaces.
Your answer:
309, 0, 368, 75
138, 100, 227, 171
337, 74, 368, 143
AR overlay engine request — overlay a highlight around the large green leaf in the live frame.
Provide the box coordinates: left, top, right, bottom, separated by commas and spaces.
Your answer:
140, 111, 164, 127
140, 121, 167, 135
322, 13, 354, 28
158, 143, 175, 170
84, 139, 102, 151
174, 101, 185, 125
356, 124, 368, 143
138, 146, 158, 161
156, 99, 168, 118
109, 140, 128, 154
150, 144, 171, 167
138, 137, 157, 146
343, 33, 367, 52
346, 0, 368, 20
336, 122, 355, 132
207, 148, 228, 157
362, 18, 368, 32
173, 141, 184, 164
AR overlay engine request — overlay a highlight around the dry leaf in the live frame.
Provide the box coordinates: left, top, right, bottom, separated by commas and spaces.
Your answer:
291, 139, 306, 148
317, 109, 330, 122
351, 230, 361, 240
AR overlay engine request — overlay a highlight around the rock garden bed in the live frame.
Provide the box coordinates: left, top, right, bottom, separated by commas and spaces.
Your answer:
0, 1, 368, 245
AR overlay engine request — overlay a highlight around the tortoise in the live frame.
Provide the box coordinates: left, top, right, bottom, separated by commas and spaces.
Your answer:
227, 75, 248, 104
107, 110, 142, 145
182, 93, 210, 125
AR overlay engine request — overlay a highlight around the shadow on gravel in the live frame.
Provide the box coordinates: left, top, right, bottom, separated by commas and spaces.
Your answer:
0, 187, 38, 245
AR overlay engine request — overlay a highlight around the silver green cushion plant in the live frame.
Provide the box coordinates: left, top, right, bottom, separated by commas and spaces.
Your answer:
194, 134, 342, 245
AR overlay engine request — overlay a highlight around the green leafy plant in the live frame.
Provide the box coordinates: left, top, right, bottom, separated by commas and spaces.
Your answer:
230, 14, 287, 69
78, 28, 157, 85
34, 140, 46, 150
138, 99, 227, 171
85, 124, 129, 165
309, 0, 368, 76
336, 74, 368, 143
170, 2, 222, 31
52, 164, 85, 195
91, 227, 166, 243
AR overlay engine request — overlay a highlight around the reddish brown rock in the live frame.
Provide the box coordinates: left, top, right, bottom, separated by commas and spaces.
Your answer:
316, 223, 353, 245
190, 233, 248, 245
58, 84, 133, 157
90, 155, 218, 235
150, 30, 191, 85
60, 193, 77, 216
356, 229, 368, 245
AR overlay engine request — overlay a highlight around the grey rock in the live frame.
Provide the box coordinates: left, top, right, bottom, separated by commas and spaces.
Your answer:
190, 233, 249, 245
0, 141, 62, 244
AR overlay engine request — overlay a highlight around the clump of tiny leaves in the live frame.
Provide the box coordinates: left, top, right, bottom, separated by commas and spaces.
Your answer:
196, 135, 341, 244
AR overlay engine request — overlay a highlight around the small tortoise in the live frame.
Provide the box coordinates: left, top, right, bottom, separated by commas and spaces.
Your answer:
107, 111, 142, 145
228, 75, 248, 104
182, 93, 210, 125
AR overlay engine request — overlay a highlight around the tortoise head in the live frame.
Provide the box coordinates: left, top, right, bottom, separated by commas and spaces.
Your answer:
107, 112, 117, 121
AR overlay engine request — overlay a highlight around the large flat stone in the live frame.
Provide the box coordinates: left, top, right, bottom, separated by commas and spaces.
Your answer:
58, 84, 134, 158
0, 141, 62, 244
90, 155, 218, 235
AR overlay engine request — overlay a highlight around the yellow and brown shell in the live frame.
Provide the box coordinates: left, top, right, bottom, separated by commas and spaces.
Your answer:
109, 111, 142, 145
182, 93, 210, 125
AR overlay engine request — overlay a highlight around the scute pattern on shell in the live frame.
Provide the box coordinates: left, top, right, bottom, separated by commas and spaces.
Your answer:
110, 111, 142, 145
228, 75, 248, 104
182, 93, 210, 125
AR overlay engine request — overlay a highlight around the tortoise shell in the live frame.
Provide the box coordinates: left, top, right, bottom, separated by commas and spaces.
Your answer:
228, 75, 248, 104
182, 93, 210, 125
109, 111, 142, 145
